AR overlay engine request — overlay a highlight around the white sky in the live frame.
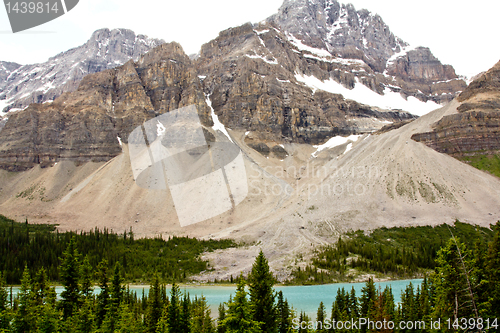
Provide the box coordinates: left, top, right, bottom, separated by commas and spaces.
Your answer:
0, 0, 499, 78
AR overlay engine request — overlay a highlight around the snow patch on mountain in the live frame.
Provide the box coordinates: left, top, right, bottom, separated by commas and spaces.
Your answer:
311, 134, 362, 157
286, 33, 331, 58
343, 142, 353, 154
205, 94, 233, 143
295, 74, 441, 116
0, 99, 10, 116
245, 53, 279, 65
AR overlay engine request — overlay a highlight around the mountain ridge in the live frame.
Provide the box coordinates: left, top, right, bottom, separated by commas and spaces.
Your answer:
0, 28, 165, 114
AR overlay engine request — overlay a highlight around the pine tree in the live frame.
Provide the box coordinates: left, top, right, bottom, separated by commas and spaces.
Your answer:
80, 256, 93, 299
96, 259, 110, 327
219, 277, 261, 333
13, 266, 33, 333
371, 287, 395, 333
348, 287, 359, 319
217, 304, 226, 333
471, 239, 489, 318
191, 296, 214, 333
166, 283, 182, 333
276, 291, 292, 333
416, 276, 432, 323
381, 286, 395, 325
115, 303, 141, 333
179, 292, 191, 333
32, 268, 59, 333
75, 297, 95, 333
316, 301, 327, 333
332, 287, 350, 328
486, 221, 500, 318
101, 263, 124, 333
248, 250, 277, 333
32, 268, 50, 306
0, 272, 11, 331
359, 278, 376, 333
431, 238, 478, 320
399, 283, 418, 332
360, 278, 376, 317
60, 237, 81, 318
110, 262, 124, 305
297, 312, 310, 333
36, 287, 59, 333
146, 273, 163, 333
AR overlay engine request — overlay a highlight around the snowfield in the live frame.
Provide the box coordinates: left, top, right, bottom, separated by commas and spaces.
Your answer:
295, 74, 441, 116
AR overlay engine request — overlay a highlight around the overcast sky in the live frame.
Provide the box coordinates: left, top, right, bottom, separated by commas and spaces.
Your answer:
1, 0, 499, 78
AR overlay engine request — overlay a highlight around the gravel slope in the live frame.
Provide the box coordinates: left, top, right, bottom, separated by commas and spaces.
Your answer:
1, 100, 500, 280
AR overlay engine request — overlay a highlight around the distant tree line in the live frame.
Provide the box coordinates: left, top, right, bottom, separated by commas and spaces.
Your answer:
289, 221, 494, 284
0, 214, 237, 284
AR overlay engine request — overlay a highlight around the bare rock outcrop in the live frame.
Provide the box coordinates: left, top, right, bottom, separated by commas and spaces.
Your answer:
412, 60, 500, 156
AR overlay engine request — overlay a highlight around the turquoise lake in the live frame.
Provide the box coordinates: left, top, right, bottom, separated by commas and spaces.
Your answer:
10, 279, 422, 317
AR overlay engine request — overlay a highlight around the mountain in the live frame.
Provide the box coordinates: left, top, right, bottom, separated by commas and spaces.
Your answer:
0, 0, 496, 280
0, 28, 164, 114
0, 43, 211, 171
197, 22, 414, 146
412, 60, 500, 157
0, 25, 424, 171
267, 0, 466, 110
1, 73, 499, 281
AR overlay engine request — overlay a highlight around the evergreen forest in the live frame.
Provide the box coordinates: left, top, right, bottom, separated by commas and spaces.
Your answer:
0, 214, 237, 284
1, 214, 500, 332
288, 221, 494, 284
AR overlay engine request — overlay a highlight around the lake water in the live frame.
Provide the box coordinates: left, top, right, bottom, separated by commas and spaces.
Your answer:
9, 279, 422, 318
170, 279, 422, 316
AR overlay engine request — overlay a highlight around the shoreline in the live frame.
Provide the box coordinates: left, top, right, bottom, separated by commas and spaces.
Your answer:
7, 277, 424, 289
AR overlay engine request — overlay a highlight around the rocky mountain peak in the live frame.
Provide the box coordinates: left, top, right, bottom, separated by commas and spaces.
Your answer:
267, 0, 406, 72
0, 28, 165, 114
0, 61, 21, 82
0, 0, 473, 170
385, 46, 459, 83
265, 0, 466, 108
457, 60, 500, 105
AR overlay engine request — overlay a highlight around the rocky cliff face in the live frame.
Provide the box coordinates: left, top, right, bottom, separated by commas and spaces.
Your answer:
412, 60, 500, 156
0, 35, 414, 170
267, 0, 466, 105
0, 43, 210, 171
196, 22, 414, 144
0, 28, 164, 114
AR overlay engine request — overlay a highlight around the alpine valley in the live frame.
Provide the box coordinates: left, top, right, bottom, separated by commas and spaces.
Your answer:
0, 0, 499, 281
